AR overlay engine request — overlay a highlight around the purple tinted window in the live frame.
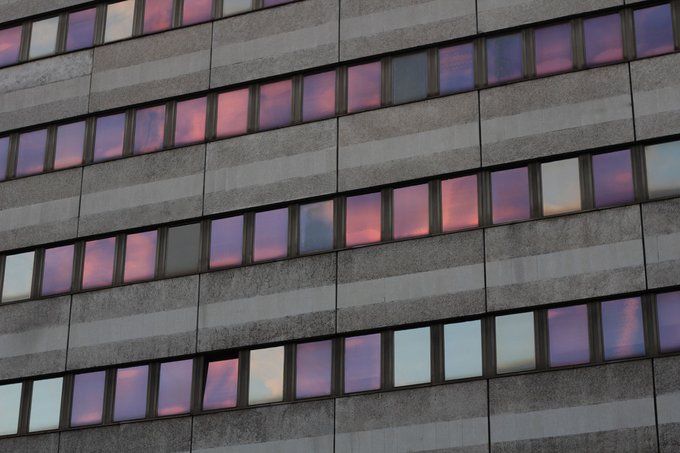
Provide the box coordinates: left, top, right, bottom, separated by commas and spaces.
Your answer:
253, 208, 288, 262
0, 26, 21, 67
143, 0, 174, 34
634, 4, 675, 58
602, 297, 645, 360
296, 340, 333, 399
54, 122, 85, 170
584, 14, 624, 66
441, 175, 478, 232
158, 360, 193, 416
657, 291, 680, 352
345, 192, 382, 247
94, 113, 126, 163
124, 231, 157, 283
66, 8, 96, 51
592, 150, 634, 208
113, 365, 148, 422
175, 97, 207, 146
210, 216, 244, 268
344, 334, 381, 393
347, 62, 381, 113
41, 245, 74, 296
259, 80, 292, 130
303, 71, 336, 122
0, 137, 9, 181
263, 0, 294, 6
548, 305, 590, 367
439, 43, 475, 94
534, 22, 573, 76
71, 371, 105, 427
183, 0, 213, 26
82, 237, 116, 289
393, 184, 429, 239
491, 167, 531, 224
216, 89, 249, 138
299, 200, 334, 254
16, 130, 47, 178
203, 358, 239, 410
486, 33, 523, 85
134, 105, 166, 154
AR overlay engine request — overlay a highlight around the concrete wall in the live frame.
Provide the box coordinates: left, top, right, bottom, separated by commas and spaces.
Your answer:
642, 198, 680, 289
655, 356, 680, 453
0, 0, 93, 23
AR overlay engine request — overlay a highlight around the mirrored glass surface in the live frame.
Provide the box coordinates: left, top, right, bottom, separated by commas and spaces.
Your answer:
347, 62, 381, 113
584, 14, 623, 66
2, 251, 35, 302
303, 70, 336, 122
183, 0, 213, 25
203, 357, 239, 410
634, 4, 675, 58
29, 17, 59, 59
296, 340, 333, 399
29, 377, 62, 432
124, 230, 157, 283
0, 136, 8, 181
82, 237, 116, 289
105, 0, 135, 43
0, 26, 21, 67
541, 157, 581, 216
299, 200, 334, 254
344, 333, 381, 393
486, 33, 523, 85
210, 216, 244, 268
42, 245, 74, 296
94, 113, 126, 163
439, 43, 474, 94
259, 79, 293, 130
248, 346, 284, 405
646, 141, 680, 198
144, 0, 174, 34
393, 184, 429, 239
394, 327, 431, 387
216, 88, 249, 138
54, 121, 85, 170
158, 359, 193, 416
253, 208, 288, 262
71, 371, 105, 427
602, 297, 645, 360
113, 365, 148, 421
345, 192, 381, 247
16, 129, 47, 177
66, 8, 96, 51
444, 320, 483, 380
592, 150, 634, 208
223, 0, 251, 16
491, 167, 531, 223
175, 97, 207, 146
134, 105, 166, 154
548, 304, 590, 367
534, 22, 573, 76
441, 175, 478, 231
657, 291, 680, 353
165, 223, 201, 276
392, 52, 428, 105
0, 383, 21, 435
495, 312, 536, 374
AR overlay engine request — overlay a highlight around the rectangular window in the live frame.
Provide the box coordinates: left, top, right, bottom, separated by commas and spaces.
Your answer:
0, 383, 22, 435
216, 88, 249, 138
548, 304, 590, 367
143, 0, 174, 34
70, 371, 106, 427
394, 327, 431, 387
299, 200, 334, 254
113, 365, 149, 422
444, 320, 483, 380
486, 33, 524, 85
296, 340, 333, 399
175, 97, 207, 146
182, 0, 213, 26
41, 245, 75, 296
16, 129, 47, 178
124, 230, 157, 283
541, 157, 581, 216
657, 291, 680, 353
54, 121, 86, 170
203, 357, 239, 410
105, 0, 135, 43
646, 141, 680, 198
0, 26, 22, 67
439, 43, 475, 95
347, 61, 381, 113
29, 17, 59, 59
134, 105, 166, 154
94, 113, 126, 163
441, 175, 478, 232
303, 70, 336, 122
223, 0, 251, 16
210, 216, 244, 268
82, 237, 116, 290
0, 136, 8, 181
248, 346, 284, 405
258, 79, 293, 130
634, 4, 675, 58
29, 378, 63, 432
263, 0, 294, 5
253, 208, 289, 262
345, 192, 382, 247
534, 22, 573, 76
165, 223, 201, 276
391, 51, 428, 105
393, 183, 429, 239
491, 167, 531, 224
495, 312, 535, 374
66, 8, 96, 52
592, 150, 634, 208
158, 359, 193, 416
602, 297, 645, 360
2, 251, 35, 303
583, 14, 623, 66
344, 333, 381, 393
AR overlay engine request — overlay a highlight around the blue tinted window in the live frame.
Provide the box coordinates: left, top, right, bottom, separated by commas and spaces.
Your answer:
486, 34, 523, 85
601, 297, 645, 360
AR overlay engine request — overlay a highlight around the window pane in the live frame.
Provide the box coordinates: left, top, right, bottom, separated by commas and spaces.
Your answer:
393, 183, 429, 239
55, 122, 85, 170
602, 297, 645, 360
16, 129, 47, 177
296, 340, 332, 399
144, 0, 174, 34
634, 4, 675, 58
183, 0, 213, 25
66, 8, 96, 52
347, 62, 381, 113
548, 305, 590, 367
259, 79, 293, 130
584, 14, 623, 66
0, 136, 8, 181
303, 71, 336, 122
541, 158, 581, 216
392, 52, 428, 105
165, 223, 201, 276
29, 378, 62, 432
0, 26, 22, 67
646, 141, 680, 198
263, 0, 294, 5
299, 200, 334, 254
593, 150, 634, 208
394, 327, 431, 387
210, 216, 243, 268
534, 22, 573, 76
2, 251, 35, 302
248, 346, 284, 405
42, 245, 74, 296
94, 113, 126, 163
439, 43, 474, 94
29, 17, 59, 59
491, 167, 531, 224
158, 359, 193, 416
0, 383, 22, 435
203, 358, 239, 410
345, 192, 381, 247
223, 0, 251, 16
344, 334, 381, 393
253, 208, 288, 262
495, 312, 535, 374
114, 365, 148, 421
441, 175, 478, 232
486, 33, 523, 85
105, 0, 135, 43
71, 371, 105, 427
134, 105, 166, 154
657, 291, 680, 353
175, 97, 207, 146
124, 230, 157, 283
216, 88, 249, 138
82, 237, 116, 289
444, 320, 482, 380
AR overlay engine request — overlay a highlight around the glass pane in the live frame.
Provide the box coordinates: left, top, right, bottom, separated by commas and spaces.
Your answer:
657, 291, 680, 353
441, 175, 478, 232
264, 0, 294, 5
347, 62, 381, 113
0, 136, 8, 181
646, 141, 680, 198
602, 297, 645, 360
42, 245, 74, 296
223, 0, 251, 16
134, 105, 166, 154
94, 113, 126, 163
175, 97, 207, 146
210, 216, 243, 268
541, 158, 581, 216
165, 223, 201, 276
216, 88, 249, 138
259, 79, 292, 130
2, 251, 35, 302
16, 129, 47, 177
29, 378, 62, 432
393, 184, 429, 239
113, 365, 148, 421
299, 200, 334, 254
0, 383, 22, 435
253, 208, 288, 262
394, 327, 431, 387
491, 167, 531, 224
0, 26, 22, 67
124, 230, 157, 283
593, 150, 634, 208
548, 304, 590, 367
66, 8, 96, 52
392, 51, 428, 105
303, 71, 336, 122
248, 346, 284, 405
82, 237, 116, 289
444, 320, 483, 380
105, 0, 135, 43
344, 334, 381, 393
158, 359, 193, 416
203, 358, 239, 410
144, 0, 174, 34
534, 22, 573, 76
296, 340, 333, 399
345, 192, 381, 247
584, 14, 623, 66
634, 4, 675, 58
439, 43, 475, 95
183, 0, 213, 25
486, 33, 523, 85
71, 371, 105, 427
55, 122, 85, 170
29, 17, 59, 59
495, 312, 535, 374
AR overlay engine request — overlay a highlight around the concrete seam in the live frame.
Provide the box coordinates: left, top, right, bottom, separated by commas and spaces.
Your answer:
475, 0, 479, 34
651, 359, 661, 453
640, 204, 649, 291
628, 61, 637, 143
486, 378, 491, 453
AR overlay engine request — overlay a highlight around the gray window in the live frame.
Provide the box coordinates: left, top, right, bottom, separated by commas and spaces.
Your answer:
165, 223, 201, 276
646, 140, 680, 198
393, 327, 431, 387
29, 17, 59, 59
444, 320, 483, 380
2, 251, 34, 303
392, 52, 428, 105
541, 157, 582, 216
0, 383, 21, 435
495, 312, 536, 374
29, 377, 63, 432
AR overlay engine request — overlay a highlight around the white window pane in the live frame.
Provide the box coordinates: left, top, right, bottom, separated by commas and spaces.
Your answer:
394, 327, 431, 387
248, 346, 284, 405
0, 383, 22, 435
105, 0, 135, 43
444, 320, 483, 380
29, 17, 59, 59
223, 0, 251, 16
2, 251, 35, 302
29, 377, 63, 432
495, 312, 536, 374
541, 157, 581, 216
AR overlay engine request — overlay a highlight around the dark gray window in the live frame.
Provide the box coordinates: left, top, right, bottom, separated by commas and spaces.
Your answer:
165, 223, 201, 276
391, 52, 428, 105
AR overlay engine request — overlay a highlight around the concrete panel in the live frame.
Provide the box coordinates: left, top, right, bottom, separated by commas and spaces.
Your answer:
339, 0, 476, 61
79, 145, 205, 237
642, 198, 680, 289
0, 296, 69, 380
339, 94, 480, 192
655, 356, 680, 453
192, 400, 334, 452
67, 276, 198, 369
489, 361, 657, 452
0, 51, 91, 132
90, 24, 211, 112
0, 0, 93, 23
480, 64, 634, 166
210, 0, 338, 87
0, 433, 59, 453
336, 383, 489, 452
337, 232, 485, 332
0, 168, 81, 251
485, 206, 645, 311
204, 119, 336, 214
198, 254, 336, 351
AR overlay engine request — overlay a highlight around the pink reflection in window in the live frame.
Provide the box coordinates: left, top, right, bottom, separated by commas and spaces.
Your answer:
143, 0, 174, 34
548, 304, 590, 367
71, 371, 105, 427
66, 8, 96, 51
491, 167, 531, 224
592, 150, 634, 208
347, 62, 381, 113
534, 22, 573, 76
55, 122, 86, 170
296, 340, 332, 399
0, 137, 9, 181
259, 79, 292, 130
393, 184, 429, 239
344, 334, 381, 393
253, 208, 288, 262
0, 26, 21, 67
183, 0, 213, 26
124, 231, 157, 283
158, 360, 193, 416
210, 216, 243, 268
216, 89, 249, 138
175, 97, 207, 146
42, 245, 74, 296
114, 365, 148, 422
346, 192, 381, 247
602, 297, 645, 360
584, 14, 623, 66
94, 113, 126, 163
303, 71, 336, 122
134, 105, 166, 154
82, 237, 116, 289
634, 4, 675, 58
16, 130, 47, 177
203, 358, 239, 410
439, 43, 475, 94
442, 175, 479, 232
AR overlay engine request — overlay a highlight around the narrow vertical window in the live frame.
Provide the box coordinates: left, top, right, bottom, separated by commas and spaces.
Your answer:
165, 223, 201, 276
299, 200, 334, 254
54, 121, 86, 170
0, 137, 8, 181
534, 22, 573, 76
344, 333, 381, 393
541, 157, 581, 216
94, 113, 126, 163
657, 291, 680, 353
16, 129, 47, 178
174, 97, 207, 146
592, 150, 634, 208
29, 17, 59, 59
444, 320, 483, 380
634, 4, 675, 58
296, 340, 333, 399
601, 297, 645, 360
223, 0, 251, 17
41, 245, 75, 296
303, 70, 336, 122
491, 167, 531, 224
158, 359, 193, 416
124, 230, 157, 283
216, 88, 249, 138
0, 26, 22, 67
486, 33, 524, 85
646, 141, 680, 198
441, 175, 478, 232
583, 14, 623, 66
143, 0, 174, 34
182, 0, 213, 25
439, 43, 475, 95
2, 251, 35, 303
70, 371, 106, 427
248, 346, 284, 405
66, 8, 96, 52
347, 61, 381, 113
393, 327, 431, 387
345, 192, 382, 247
210, 216, 244, 268
82, 237, 116, 290
258, 79, 293, 130
495, 312, 536, 374
548, 304, 590, 367
391, 51, 428, 105
105, 0, 135, 43
29, 378, 63, 432
393, 184, 429, 239
134, 105, 166, 154
203, 357, 239, 410
113, 365, 149, 422
253, 208, 289, 262
0, 383, 22, 435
